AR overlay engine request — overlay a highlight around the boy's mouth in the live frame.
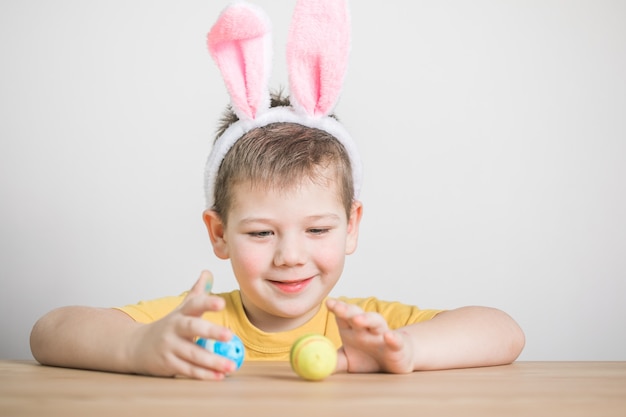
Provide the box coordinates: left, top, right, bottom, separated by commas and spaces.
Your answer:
268, 277, 313, 294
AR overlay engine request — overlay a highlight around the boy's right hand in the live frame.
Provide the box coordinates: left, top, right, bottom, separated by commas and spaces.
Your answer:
127, 270, 236, 380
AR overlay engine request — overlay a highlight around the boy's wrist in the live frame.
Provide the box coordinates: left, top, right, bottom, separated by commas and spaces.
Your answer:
116, 319, 147, 375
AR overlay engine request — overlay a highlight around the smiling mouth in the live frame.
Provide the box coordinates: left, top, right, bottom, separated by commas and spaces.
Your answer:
268, 277, 313, 294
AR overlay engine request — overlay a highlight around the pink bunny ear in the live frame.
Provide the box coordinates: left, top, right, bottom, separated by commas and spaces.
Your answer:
287, 0, 350, 117
207, 2, 272, 121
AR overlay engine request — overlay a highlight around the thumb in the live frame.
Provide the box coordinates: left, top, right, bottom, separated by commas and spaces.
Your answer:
187, 270, 214, 299
180, 270, 223, 317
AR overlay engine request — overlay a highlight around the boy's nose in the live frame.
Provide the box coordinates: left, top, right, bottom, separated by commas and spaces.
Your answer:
273, 235, 306, 267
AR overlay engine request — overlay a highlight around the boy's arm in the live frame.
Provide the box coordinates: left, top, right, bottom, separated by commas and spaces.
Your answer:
327, 300, 525, 373
30, 271, 237, 380
30, 306, 145, 373
405, 306, 525, 371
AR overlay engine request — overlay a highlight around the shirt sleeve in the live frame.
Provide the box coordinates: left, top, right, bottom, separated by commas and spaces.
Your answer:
337, 296, 444, 329
114, 294, 186, 324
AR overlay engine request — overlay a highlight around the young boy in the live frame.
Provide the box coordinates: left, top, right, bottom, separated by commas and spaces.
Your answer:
30, 0, 524, 381
30, 94, 525, 380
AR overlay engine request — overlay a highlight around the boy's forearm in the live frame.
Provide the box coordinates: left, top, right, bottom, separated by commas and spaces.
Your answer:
406, 306, 525, 371
30, 306, 140, 373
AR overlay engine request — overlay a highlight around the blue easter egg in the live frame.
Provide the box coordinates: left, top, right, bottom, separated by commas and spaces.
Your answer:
196, 334, 245, 369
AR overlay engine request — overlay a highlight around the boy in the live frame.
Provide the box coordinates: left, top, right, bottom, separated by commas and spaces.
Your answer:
30, 94, 525, 380
30, 0, 524, 380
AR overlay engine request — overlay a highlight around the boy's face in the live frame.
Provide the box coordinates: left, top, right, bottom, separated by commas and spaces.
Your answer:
203, 173, 362, 332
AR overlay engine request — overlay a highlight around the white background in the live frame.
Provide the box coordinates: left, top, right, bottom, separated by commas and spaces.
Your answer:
1, 0, 625, 361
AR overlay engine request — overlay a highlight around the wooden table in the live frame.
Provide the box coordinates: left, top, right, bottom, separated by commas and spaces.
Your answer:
1, 361, 625, 417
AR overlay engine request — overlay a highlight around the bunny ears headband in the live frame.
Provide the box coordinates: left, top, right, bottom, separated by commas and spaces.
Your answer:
204, 0, 363, 209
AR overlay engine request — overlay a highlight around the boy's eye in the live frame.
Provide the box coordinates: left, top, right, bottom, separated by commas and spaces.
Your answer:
248, 231, 274, 238
308, 228, 330, 235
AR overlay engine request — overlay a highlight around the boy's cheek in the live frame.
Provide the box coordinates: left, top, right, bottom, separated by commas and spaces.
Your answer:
313, 242, 347, 273
231, 248, 269, 276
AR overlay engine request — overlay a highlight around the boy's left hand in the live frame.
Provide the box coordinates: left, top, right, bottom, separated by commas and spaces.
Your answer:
326, 298, 415, 374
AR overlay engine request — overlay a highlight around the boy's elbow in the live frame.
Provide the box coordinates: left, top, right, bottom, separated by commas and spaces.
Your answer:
29, 306, 70, 365
501, 313, 526, 364
512, 323, 526, 361
30, 314, 49, 364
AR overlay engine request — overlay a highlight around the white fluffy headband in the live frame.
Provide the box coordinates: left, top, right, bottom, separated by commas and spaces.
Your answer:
204, 0, 362, 209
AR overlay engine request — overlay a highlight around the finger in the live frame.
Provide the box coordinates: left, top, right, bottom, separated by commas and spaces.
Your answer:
180, 292, 226, 318
187, 270, 214, 299
328, 298, 368, 331
383, 330, 406, 351
335, 347, 349, 373
348, 312, 388, 335
203, 270, 214, 293
174, 314, 232, 342
175, 341, 237, 375
328, 299, 386, 332
167, 351, 232, 381
327, 299, 352, 330
327, 298, 364, 319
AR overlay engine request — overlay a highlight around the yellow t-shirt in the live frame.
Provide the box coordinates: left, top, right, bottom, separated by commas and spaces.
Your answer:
115, 290, 442, 361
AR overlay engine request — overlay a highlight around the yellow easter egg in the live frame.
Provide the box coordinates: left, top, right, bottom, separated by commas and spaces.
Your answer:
290, 334, 337, 381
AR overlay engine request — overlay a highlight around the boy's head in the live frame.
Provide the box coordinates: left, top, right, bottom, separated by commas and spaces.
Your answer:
212, 94, 354, 224
202, 0, 360, 328
203, 0, 361, 220
203, 99, 363, 329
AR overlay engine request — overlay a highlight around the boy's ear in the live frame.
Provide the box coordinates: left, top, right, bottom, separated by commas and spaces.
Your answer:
345, 201, 363, 255
202, 209, 230, 260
